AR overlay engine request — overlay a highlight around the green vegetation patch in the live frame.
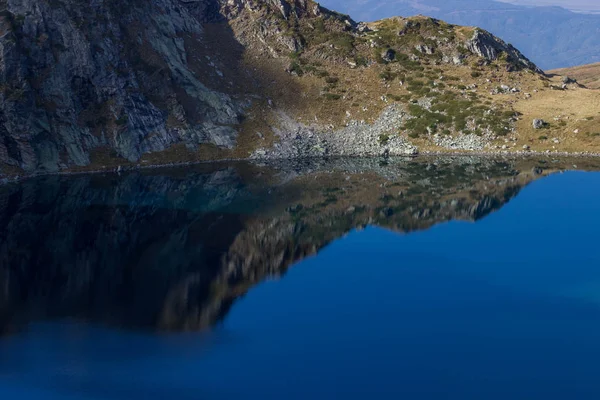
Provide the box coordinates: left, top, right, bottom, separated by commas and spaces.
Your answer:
403, 90, 514, 137
323, 93, 342, 100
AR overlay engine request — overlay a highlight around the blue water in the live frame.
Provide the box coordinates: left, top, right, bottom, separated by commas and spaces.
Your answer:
1, 169, 600, 399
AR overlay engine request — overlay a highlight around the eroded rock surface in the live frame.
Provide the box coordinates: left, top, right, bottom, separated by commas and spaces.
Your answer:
0, 0, 246, 172
465, 29, 543, 73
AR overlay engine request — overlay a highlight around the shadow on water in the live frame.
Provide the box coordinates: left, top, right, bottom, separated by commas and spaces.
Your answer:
1, 156, 600, 336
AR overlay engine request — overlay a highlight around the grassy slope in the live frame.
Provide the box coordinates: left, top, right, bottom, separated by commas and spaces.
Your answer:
320, 0, 600, 70
225, 4, 600, 156
548, 63, 600, 89
512, 79, 600, 153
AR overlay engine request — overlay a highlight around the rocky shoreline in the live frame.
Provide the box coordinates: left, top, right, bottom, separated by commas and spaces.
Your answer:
2, 94, 600, 184
3, 149, 600, 186
251, 105, 418, 159
246, 101, 600, 161
249, 104, 506, 160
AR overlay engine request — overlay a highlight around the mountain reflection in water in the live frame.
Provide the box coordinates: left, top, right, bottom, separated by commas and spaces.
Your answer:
1, 156, 599, 335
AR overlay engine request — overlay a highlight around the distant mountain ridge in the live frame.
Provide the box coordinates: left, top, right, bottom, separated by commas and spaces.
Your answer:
319, 0, 600, 69
502, 1, 600, 14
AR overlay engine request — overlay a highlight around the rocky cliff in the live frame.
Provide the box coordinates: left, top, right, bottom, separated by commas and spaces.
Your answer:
3, 0, 577, 176
0, 0, 251, 172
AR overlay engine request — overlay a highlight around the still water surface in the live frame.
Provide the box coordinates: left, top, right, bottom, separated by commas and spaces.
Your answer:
1, 157, 600, 399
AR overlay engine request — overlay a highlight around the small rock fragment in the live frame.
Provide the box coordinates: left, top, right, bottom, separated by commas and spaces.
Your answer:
533, 119, 546, 129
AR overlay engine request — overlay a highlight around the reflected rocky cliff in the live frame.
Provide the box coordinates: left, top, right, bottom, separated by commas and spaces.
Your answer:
1, 156, 598, 335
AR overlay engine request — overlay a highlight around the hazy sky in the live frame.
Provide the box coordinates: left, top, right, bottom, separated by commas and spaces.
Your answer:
501, 0, 600, 12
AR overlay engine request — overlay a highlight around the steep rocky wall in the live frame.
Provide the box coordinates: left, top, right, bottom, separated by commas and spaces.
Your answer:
0, 0, 247, 172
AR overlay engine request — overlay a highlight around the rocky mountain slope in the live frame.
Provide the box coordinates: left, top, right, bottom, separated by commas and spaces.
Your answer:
1, 0, 600, 177
0, 0, 248, 173
4, 156, 598, 334
320, 0, 600, 69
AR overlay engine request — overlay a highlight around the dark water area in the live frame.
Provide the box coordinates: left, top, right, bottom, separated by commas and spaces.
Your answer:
1, 156, 600, 399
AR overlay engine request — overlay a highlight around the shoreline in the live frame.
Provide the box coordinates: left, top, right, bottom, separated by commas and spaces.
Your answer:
3, 149, 600, 186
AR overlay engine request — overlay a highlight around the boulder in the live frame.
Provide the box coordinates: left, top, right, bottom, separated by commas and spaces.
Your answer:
533, 119, 546, 129
415, 44, 435, 55
381, 49, 396, 63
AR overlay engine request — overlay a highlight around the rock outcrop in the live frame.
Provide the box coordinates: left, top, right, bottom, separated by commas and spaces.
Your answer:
0, 0, 247, 172
0, 0, 547, 175
465, 29, 543, 73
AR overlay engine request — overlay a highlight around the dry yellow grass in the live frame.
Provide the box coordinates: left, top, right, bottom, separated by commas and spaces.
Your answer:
511, 74, 600, 152
548, 63, 600, 90
238, 48, 600, 156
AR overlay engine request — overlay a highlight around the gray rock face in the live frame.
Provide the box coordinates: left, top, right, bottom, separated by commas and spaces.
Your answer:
269, 0, 293, 18
0, 0, 245, 172
223, 0, 323, 19
465, 29, 543, 73
415, 44, 435, 55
